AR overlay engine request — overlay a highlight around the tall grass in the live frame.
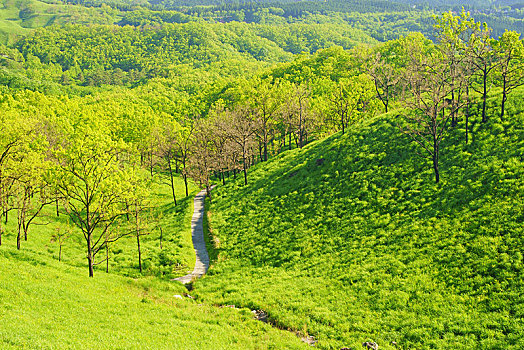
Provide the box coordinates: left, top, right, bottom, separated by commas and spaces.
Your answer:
195, 91, 524, 349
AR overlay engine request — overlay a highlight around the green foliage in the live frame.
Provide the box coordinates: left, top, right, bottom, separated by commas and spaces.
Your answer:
0, 89, 201, 277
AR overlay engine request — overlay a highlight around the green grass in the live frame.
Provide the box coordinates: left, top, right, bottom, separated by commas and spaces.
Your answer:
0, 173, 308, 349
0, 0, 119, 44
0, 247, 307, 349
195, 91, 524, 349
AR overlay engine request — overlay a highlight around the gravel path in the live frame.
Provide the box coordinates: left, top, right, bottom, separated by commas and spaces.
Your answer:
174, 187, 213, 284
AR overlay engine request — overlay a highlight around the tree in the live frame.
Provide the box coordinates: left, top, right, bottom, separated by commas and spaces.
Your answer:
208, 115, 232, 185
51, 224, 72, 262
400, 33, 468, 183
52, 125, 132, 277
188, 119, 214, 196
328, 75, 376, 134
158, 118, 182, 205
493, 31, 524, 121
216, 104, 257, 185
13, 134, 53, 250
468, 22, 497, 123
0, 111, 33, 246
359, 39, 406, 114
175, 123, 194, 197
434, 10, 476, 127
283, 84, 314, 149
248, 78, 284, 162
127, 175, 151, 274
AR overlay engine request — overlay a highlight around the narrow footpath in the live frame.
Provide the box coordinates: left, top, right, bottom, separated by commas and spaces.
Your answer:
174, 187, 213, 284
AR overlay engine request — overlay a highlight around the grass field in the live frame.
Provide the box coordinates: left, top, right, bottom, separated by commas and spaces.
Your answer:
0, 0, 119, 44
195, 90, 524, 349
0, 247, 307, 349
0, 174, 308, 349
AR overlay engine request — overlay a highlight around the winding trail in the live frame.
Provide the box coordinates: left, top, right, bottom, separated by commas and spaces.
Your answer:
174, 186, 214, 284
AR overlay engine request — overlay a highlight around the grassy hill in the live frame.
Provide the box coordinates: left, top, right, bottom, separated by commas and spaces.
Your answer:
0, 0, 119, 44
0, 247, 307, 349
0, 175, 308, 349
195, 91, 524, 349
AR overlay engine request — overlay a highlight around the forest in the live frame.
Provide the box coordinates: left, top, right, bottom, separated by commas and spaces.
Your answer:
1, 0, 524, 348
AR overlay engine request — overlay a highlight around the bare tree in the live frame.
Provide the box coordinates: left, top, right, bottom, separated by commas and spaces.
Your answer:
283, 84, 315, 149
400, 37, 468, 183
468, 23, 497, 123
250, 78, 284, 161
188, 120, 215, 197
494, 31, 524, 121
0, 136, 21, 246
158, 121, 180, 205
364, 51, 400, 114
129, 195, 150, 274
216, 105, 257, 185
51, 224, 72, 262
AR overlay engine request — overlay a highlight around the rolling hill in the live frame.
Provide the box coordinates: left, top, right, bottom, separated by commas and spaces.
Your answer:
195, 90, 524, 349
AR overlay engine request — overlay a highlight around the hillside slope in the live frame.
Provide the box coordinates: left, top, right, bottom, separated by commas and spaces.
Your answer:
196, 93, 524, 349
0, 242, 307, 349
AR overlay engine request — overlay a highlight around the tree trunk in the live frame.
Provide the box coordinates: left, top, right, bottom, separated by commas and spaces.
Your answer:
59, 244, 62, 262
433, 138, 440, 184
167, 158, 177, 205
183, 174, 189, 197
17, 221, 21, 250
451, 90, 457, 127
501, 78, 508, 122
482, 73, 488, 123
264, 138, 268, 162
106, 243, 109, 273
149, 158, 153, 179
159, 227, 163, 249
206, 185, 212, 203
87, 236, 94, 277
137, 232, 142, 273
466, 86, 470, 144
258, 142, 263, 163
105, 229, 109, 273
242, 149, 248, 186
136, 209, 142, 273
182, 157, 189, 197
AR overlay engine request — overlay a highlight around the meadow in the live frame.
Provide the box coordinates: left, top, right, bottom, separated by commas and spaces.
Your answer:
0, 247, 307, 349
0, 2, 523, 348
0, 175, 310, 349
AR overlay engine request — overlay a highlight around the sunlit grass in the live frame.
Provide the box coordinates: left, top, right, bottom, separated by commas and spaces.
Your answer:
196, 90, 524, 349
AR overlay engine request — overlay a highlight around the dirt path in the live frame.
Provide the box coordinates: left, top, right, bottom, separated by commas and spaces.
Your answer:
174, 187, 214, 284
